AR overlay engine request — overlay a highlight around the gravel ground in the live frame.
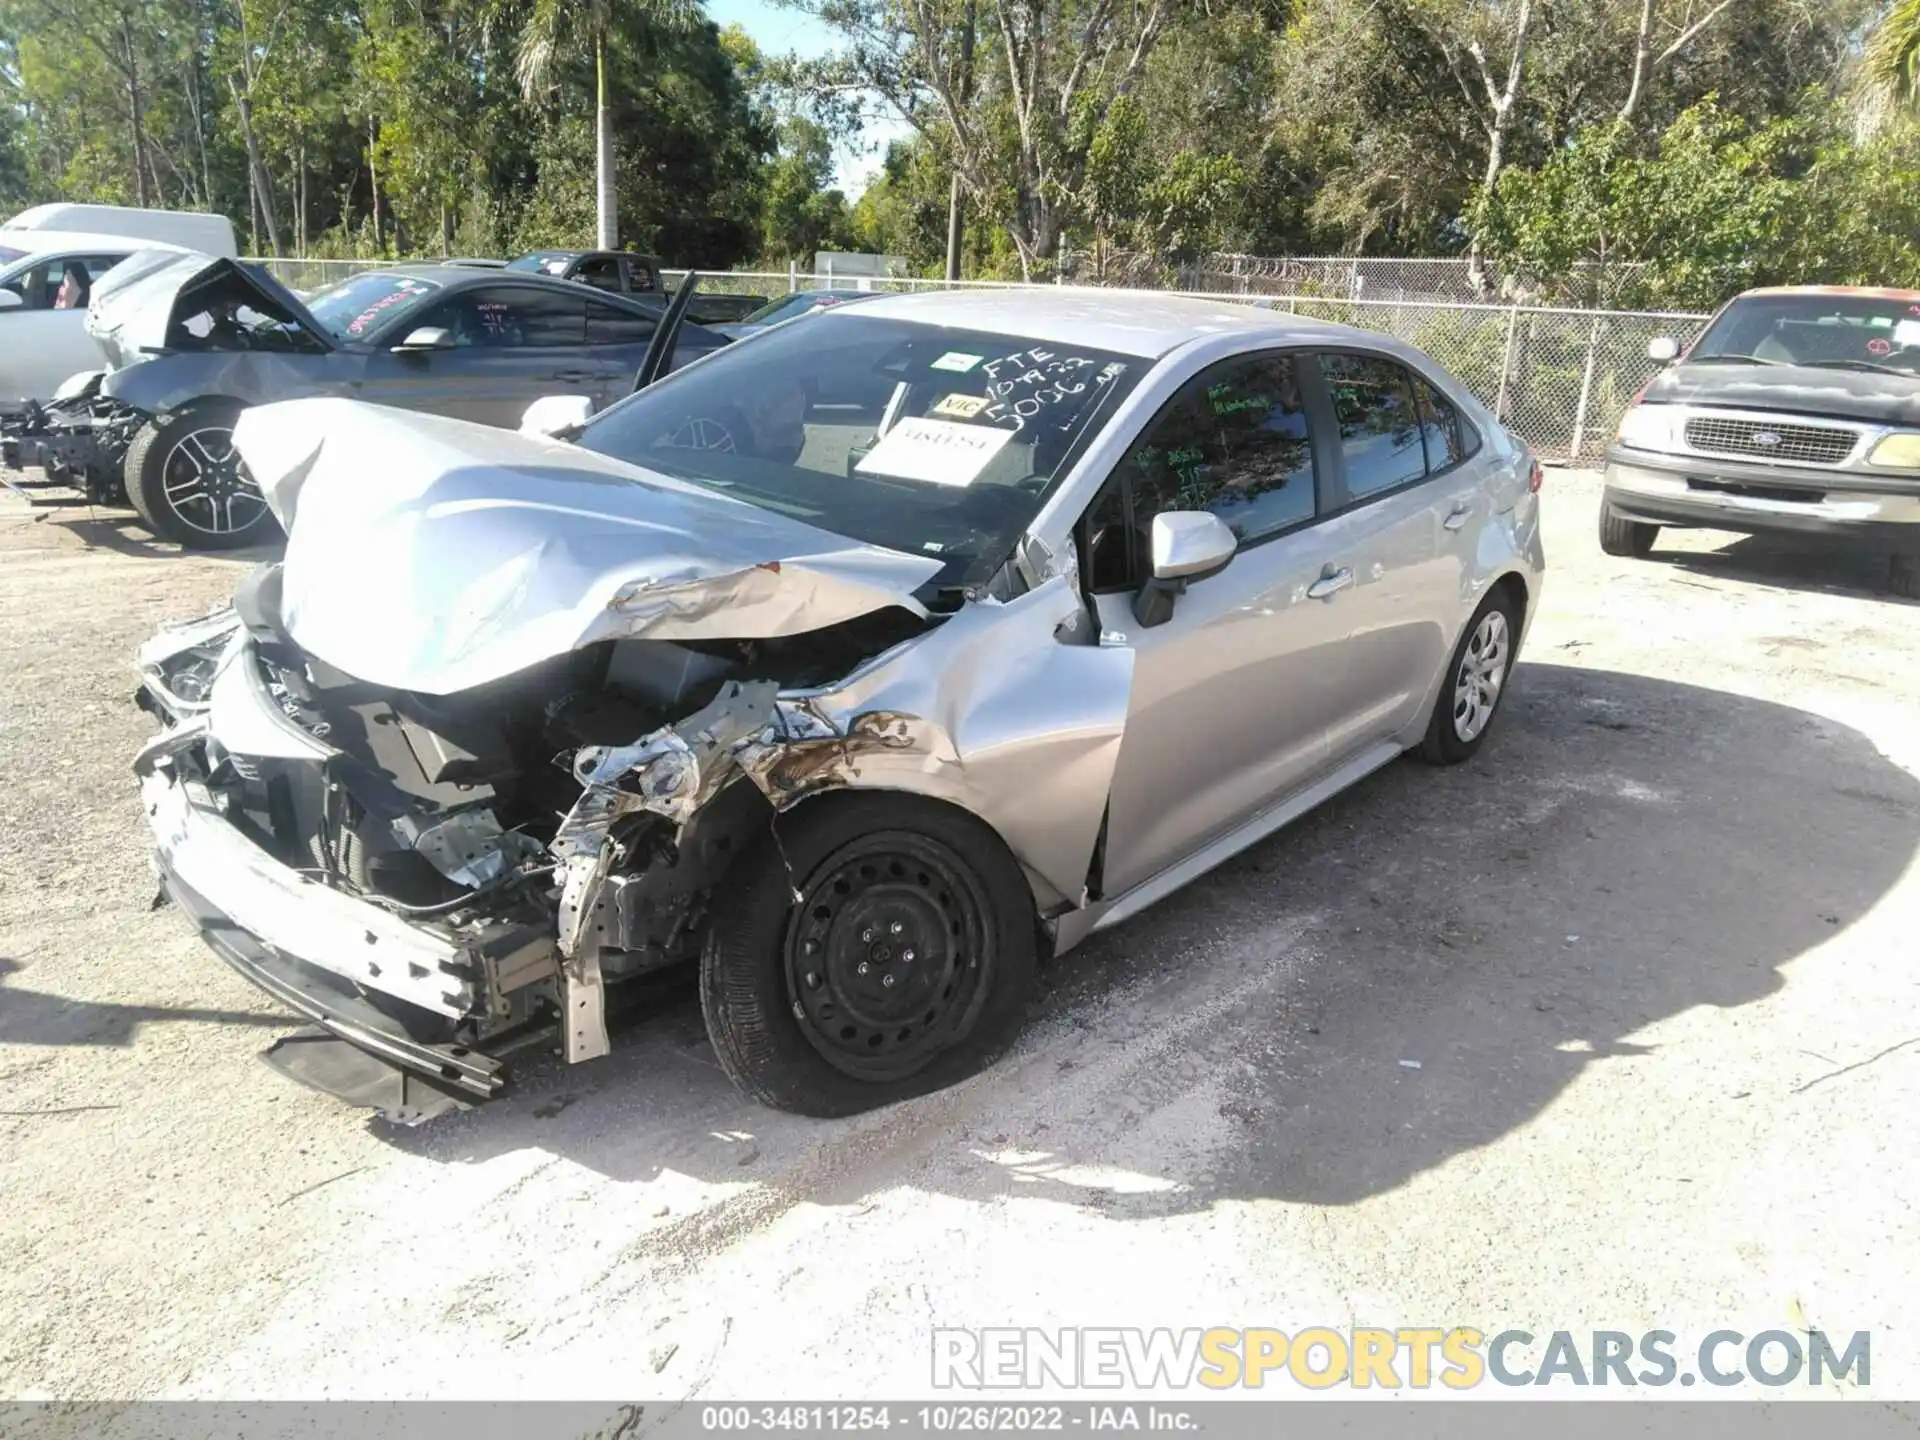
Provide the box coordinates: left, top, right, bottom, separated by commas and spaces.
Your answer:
2, 467, 1917, 1410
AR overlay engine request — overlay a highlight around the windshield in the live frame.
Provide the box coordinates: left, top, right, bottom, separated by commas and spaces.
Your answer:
743, 291, 862, 326
1692, 293, 1920, 375
506, 253, 577, 276
575, 312, 1147, 589
305, 271, 444, 341
0, 244, 28, 270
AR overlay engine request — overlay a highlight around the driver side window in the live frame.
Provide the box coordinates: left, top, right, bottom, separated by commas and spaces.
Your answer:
1083, 351, 1319, 592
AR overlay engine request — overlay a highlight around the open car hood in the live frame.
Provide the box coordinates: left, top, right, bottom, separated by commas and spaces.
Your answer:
87, 251, 331, 369
233, 398, 945, 695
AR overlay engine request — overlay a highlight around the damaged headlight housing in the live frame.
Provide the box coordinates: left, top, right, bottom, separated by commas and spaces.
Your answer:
136, 609, 243, 716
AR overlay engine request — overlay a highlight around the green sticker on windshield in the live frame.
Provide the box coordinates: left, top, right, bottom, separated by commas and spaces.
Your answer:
931, 352, 982, 373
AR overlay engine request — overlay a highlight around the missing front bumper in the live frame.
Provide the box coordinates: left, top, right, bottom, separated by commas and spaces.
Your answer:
142, 761, 560, 1104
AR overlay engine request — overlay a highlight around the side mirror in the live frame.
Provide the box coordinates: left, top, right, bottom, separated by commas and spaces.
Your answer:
1133, 511, 1238, 629
393, 326, 451, 352
520, 393, 594, 440
1646, 335, 1681, 364
0, 289, 22, 311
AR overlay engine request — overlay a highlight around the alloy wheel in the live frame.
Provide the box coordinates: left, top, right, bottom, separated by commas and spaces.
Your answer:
161, 426, 268, 537
1452, 609, 1511, 743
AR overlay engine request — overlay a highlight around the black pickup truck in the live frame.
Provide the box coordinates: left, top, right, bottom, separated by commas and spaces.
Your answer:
504, 251, 767, 325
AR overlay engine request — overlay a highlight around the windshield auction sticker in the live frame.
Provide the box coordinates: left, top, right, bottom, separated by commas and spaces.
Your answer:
856, 415, 1014, 487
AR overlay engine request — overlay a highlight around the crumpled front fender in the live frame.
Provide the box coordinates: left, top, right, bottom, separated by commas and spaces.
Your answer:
551, 574, 1135, 926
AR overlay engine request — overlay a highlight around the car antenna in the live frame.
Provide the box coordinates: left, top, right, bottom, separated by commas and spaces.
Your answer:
633, 270, 701, 393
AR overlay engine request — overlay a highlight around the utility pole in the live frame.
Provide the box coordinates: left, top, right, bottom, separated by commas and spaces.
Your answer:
944, 0, 977, 282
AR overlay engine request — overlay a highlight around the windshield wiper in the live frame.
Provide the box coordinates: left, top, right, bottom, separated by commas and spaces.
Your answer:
1685, 354, 1782, 366
1796, 358, 1907, 376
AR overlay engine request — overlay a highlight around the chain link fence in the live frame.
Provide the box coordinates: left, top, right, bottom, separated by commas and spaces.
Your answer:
247, 257, 1708, 466
1060, 251, 1654, 308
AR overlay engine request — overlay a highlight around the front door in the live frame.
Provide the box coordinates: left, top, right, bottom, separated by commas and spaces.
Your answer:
1082, 348, 1369, 897
359, 284, 591, 426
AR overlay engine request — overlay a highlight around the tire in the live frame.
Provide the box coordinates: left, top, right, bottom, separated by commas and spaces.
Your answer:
1598, 502, 1658, 559
700, 793, 1039, 1117
1418, 588, 1522, 766
1892, 550, 1920, 600
124, 401, 279, 550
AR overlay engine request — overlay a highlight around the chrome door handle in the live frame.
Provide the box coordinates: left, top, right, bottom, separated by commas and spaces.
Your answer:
1306, 567, 1354, 601
1443, 500, 1472, 531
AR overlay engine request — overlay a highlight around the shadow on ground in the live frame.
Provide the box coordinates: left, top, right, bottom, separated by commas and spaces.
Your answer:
2, 490, 281, 564
1657, 530, 1917, 606
363, 662, 1918, 1212
0, 956, 285, 1048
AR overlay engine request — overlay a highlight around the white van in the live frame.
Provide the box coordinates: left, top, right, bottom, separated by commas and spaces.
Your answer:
1, 204, 237, 257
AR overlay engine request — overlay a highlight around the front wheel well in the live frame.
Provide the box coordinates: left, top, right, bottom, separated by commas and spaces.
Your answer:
1489, 571, 1530, 630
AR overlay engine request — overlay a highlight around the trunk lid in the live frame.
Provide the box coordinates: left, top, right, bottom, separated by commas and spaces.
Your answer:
233, 398, 944, 696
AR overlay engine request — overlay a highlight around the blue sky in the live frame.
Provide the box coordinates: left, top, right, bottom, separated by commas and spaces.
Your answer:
705, 0, 913, 193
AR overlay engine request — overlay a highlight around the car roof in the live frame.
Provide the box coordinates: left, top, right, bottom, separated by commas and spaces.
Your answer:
387, 263, 650, 299
1739, 284, 1920, 303
824, 287, 1371, 358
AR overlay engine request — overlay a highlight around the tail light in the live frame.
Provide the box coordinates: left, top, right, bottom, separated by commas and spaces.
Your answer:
1528, 458, 1543, 493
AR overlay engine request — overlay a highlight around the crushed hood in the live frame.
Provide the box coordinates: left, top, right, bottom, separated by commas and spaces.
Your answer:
234, 398, 945, 695
87, 251, 330, 369
1644, 361, 1920, 428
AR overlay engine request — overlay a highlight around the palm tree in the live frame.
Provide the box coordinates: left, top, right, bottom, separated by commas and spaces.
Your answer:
517, 0, 704, 250
1866, 0, 1920, 109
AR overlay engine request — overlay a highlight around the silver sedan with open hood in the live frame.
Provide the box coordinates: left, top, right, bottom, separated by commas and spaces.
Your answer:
133, 290, 1544, 1119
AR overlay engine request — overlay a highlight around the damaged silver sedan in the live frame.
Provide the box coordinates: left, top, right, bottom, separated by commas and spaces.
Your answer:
134, 292, 1544, 1118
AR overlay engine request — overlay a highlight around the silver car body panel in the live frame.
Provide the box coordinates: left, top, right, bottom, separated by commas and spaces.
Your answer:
138, 291, 1543, 1067
233, 398, 945, 694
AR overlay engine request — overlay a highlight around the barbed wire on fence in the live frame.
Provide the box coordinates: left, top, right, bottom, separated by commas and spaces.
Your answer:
250, 256, 1708, 468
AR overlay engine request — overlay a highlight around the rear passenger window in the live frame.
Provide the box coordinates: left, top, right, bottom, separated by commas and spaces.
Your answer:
1083, 351, 1318, 591
426, 287, 584, 347
1413, 376, 1476, 471
1320, 353, 1425, 498
587, 300, 654, 346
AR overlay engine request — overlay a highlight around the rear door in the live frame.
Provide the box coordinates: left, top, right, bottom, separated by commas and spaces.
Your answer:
1305, 350, 1490, 757
1083, 347, 1372, 896
360, 283, 591, 426
583, 298, 658, 409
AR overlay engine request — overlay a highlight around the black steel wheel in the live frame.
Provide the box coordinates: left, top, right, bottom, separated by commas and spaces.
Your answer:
783, 830, 996, 1083
702, 793, 1038, 1116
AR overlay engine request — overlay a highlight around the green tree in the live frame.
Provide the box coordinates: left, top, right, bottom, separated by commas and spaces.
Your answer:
760, 115, 848, 260
516, 0, 703, 249
1867, 0, 1920, 109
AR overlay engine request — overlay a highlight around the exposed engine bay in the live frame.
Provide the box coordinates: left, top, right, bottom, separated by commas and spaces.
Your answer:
136, 562, 934, 1083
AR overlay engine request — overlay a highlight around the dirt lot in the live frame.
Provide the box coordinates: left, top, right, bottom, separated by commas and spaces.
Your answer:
2, 468, 1917, 1407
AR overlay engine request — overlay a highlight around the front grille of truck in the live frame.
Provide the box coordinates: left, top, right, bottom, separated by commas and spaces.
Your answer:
1683, 416, 1857, 466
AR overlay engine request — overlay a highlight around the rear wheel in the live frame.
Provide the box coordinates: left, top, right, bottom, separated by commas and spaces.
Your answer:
1418, 589, 1521, 766
700, 793, 1037, 1116
125, 401, 279, 549
1598, 502, 1658, 558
